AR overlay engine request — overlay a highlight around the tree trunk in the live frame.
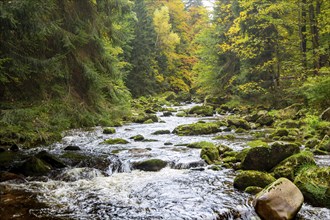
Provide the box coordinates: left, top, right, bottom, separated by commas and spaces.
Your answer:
299, 0, 307, 71
309, 0, 320, 75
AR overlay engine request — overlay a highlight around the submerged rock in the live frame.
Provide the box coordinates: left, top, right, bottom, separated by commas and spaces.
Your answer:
133, 159, 167, 171
152, 130, 171, 135
241, 142, 300, 171
294, 165, 330, 208
173, 122, 220, 136
233, 170, 276, 191
254, 178, 304, 220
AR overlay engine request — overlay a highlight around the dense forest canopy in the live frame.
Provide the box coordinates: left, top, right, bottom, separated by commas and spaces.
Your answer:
0, 0, 329, 146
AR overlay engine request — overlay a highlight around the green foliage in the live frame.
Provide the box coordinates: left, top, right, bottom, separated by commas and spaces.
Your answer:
302, 75, 330, 110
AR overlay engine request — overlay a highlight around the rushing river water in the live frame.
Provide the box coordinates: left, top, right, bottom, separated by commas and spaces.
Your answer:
1, 104, 330, 219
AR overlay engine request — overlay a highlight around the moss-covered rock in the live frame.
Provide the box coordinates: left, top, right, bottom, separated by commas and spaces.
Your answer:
173, 122, 220, 136
241, 142, 300, 171
103, 127, 116, 134
187, 141, 215, 149
130, 135, 144, 141
305, 138, 320, 149
294, 166, 330, 208
213, 134, 236, 140
278, 119, 302, 128
256, 114, 274, 126
102, 138, 129, 145
233, 170, 276, 191
132, 113, 158, 124
245, 186, 263, 195
315, 135, 330, 153
247, 140, 268, 148
133, 159, 167, 171
200, 144, 220, 164
235, 128, 247, 133
36, 151, 66, 169
152, 130, 171, 135
188, 105, 214, 116
15, 157, 51, 176
271, 128, 290, 137
272, 151, 316, 181
227, 118, 251, 130
176, 112, 187, 117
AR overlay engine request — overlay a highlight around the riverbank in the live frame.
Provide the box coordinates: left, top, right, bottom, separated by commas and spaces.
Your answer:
0, 99, 329, 219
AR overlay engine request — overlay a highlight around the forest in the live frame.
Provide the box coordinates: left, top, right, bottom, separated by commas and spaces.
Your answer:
0, 0, 330, 219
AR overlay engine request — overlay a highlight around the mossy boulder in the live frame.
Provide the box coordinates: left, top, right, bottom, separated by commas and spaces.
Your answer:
173, 122, 220, 136
247, 140, 268, 148
227, 118, 251, 130
176, 112, 187, 117
130, 135, 144, 141
133, 159, 167, 171
143, 119, 154, 124
271, 128, 289, 137
200, 144, 220, 164
241, 142, 300, 171
294, 166, 330, 208
102, 138, 129, 145
315, 135, 330, 153
256, 114, 274, 126
15, 157, 51, 176
233, 170, 276, 191
36, 151, 66, 169
305, 138, 320, 149
133, 113, 158, 124
187, 141, 214, 149
272, 151, 316, 181
188, 105, 214, 116
213, 134, 236, 140
152, 130, 171, 135
103, 127, 116, 134
278, 120, 302, 128
245, 186, 263, 195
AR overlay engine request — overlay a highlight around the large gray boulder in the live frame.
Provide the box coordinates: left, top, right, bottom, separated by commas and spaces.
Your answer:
254, 178, 304, 220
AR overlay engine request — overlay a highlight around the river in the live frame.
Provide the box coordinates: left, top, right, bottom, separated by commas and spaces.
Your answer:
1, 104, 330, 219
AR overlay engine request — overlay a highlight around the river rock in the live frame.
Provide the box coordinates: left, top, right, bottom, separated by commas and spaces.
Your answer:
173, 122, 220, 136
233, 170, 276, 191
133, 159, 167, 171
294, 165, 330, 208
241, 142, 300, 171
187, 141, 214, 149
188, 105, 214, 116
0, 171, 24, 182
200, 144, 220, 164
256, 114, 274, 126
320, 107, 330, 121
102, 138, 129, 145
64, 145, 81, 151
272, 151, 316, 181
163, 111, 173, 117
103, 127, 116, 134
36, 150, 66, 168
130, 134, 145, 141
227, 118, 251, 130
9, 144, 19, 152
15, 156, 51, 176
254, 178, 304, 220
152, 130, 171, 135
